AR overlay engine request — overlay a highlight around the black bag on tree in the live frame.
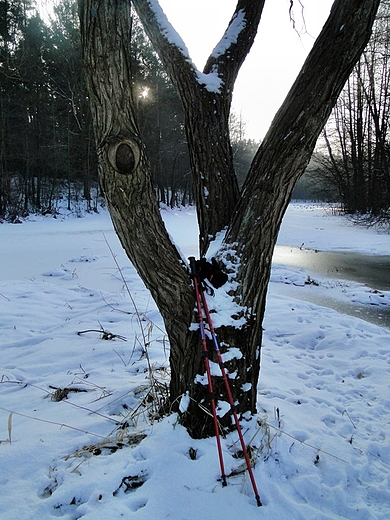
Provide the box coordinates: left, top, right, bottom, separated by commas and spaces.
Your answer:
195, 258, 228, 289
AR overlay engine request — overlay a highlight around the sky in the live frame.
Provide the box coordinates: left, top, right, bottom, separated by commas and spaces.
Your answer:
159, 0, 335, 140
37, 0, 335, 140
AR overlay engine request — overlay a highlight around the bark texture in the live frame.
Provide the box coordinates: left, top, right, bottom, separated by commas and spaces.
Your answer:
79, 0, 380, 438
219, 2, 381, 428
133, 0, 266, 254
78, 0, 195, 380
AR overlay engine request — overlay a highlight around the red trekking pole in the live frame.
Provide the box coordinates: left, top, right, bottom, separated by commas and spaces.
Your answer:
189, 256, 227, 487
199, 287, 262, 507
189, 257, 262, 507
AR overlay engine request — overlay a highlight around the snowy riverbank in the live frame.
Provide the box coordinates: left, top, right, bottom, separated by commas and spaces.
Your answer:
1, 203, 389, 519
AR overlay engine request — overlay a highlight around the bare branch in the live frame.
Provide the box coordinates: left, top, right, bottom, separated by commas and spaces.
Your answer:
289, 0, 307, 35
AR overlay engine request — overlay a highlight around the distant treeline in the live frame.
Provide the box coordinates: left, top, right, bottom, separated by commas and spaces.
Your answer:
2, 1, 389, 223
0, 0, 258, 221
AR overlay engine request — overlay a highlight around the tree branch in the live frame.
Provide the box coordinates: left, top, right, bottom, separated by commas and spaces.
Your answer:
226, 0, 380, 308
132, 0, 200, 98
204, 0, 265, 88
79, 0, 193, 335
132, 1, 265, 253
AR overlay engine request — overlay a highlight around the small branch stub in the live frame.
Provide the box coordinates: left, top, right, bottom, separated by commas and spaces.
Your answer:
108, 139, 140, 175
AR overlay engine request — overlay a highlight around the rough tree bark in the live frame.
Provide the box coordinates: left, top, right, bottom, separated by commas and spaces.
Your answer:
79, 0, 380, 438
132, 0, 265, 255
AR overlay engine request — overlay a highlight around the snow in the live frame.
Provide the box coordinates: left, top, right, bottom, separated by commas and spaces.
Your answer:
1, 203, 390, 519
148, 0, 226, 94
195, 71, 224, 93
148, 0, 191, 59
211, 9, 246, 59
278, 203, 390, 255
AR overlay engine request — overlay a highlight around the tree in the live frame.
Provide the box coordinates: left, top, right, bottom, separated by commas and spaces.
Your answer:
78, 0, 380, 438
0, 0, 32, 217
130, 16, 191, 207
316, 1, 390, 216
47, 0, 98, 211
0, 0, 101, 220
15, 13, 53, 213
229, 112, 259, 187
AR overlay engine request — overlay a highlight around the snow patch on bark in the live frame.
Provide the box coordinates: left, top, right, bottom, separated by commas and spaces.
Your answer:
204, 242, 250, 329
148, 0, 191, 59
195, 70, 223, 93
179, 391, 190, 413
211, 9, 246, 58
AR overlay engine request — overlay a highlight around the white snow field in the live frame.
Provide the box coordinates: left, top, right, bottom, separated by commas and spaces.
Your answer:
1, 203, 389, 519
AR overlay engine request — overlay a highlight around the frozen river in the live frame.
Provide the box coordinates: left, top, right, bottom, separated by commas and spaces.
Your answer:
273, 245, 390, 329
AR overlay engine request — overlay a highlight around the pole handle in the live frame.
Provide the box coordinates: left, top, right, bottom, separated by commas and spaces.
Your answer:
188, 256, 197, 279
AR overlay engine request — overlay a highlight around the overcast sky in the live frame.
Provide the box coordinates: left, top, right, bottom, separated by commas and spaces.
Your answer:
159, 0, 335, 140
38, 0, 335, 140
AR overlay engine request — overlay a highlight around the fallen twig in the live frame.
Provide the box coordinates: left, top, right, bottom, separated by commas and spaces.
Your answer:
77, 328, 127, 341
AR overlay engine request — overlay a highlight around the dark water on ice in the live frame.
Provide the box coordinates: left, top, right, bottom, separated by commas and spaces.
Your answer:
273, 246, 390, 329
274, 246, 390, 290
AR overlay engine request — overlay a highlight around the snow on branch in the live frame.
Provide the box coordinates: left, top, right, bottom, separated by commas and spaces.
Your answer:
147, 0, 191, 59
195, 70, 223, 93
211, 9, 247, 59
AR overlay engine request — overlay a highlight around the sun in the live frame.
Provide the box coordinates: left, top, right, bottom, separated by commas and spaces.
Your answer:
140, 87, 150, 100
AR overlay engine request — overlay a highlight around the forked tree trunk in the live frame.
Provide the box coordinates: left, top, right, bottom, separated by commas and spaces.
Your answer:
79, 0, 380, 438
133, 0, 265, 254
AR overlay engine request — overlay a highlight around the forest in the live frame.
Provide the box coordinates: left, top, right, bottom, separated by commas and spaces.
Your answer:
304, 1, 390, 221
0, 0, 258, 221
1, 0, 390, 222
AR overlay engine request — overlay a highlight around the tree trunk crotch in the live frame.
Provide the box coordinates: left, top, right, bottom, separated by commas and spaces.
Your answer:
108, 139, 140, 175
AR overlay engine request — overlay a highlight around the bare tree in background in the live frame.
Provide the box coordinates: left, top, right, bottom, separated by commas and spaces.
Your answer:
316, 1, 390, 217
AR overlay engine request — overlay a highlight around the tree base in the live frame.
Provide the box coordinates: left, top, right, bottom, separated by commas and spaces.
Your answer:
174, 381, 256, 439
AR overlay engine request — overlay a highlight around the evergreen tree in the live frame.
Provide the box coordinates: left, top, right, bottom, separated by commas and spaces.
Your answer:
0, 0, 33, 217
131, 14, 191, 206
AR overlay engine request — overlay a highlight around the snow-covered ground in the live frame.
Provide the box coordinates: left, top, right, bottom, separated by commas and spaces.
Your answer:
1, 203, 389, 519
